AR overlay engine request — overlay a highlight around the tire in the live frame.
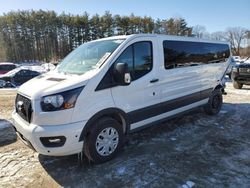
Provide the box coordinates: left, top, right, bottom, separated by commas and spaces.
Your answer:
233, 81, 243, 89
83, 117, 124, 164
203, 89, 223, 115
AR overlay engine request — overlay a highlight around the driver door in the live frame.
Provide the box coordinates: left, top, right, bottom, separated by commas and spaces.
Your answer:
111, 38, 162, 130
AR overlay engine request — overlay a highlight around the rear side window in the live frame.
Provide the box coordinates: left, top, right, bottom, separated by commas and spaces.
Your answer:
115, 41, 153, 81
163, 40, 230, 69
200, 43, 230, 63
0, 64, 16, 71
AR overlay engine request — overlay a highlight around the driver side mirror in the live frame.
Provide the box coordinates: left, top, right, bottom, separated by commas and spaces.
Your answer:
114, 63, 131, 85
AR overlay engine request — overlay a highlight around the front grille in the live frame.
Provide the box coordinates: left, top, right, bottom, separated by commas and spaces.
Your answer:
15, 94, 32, 123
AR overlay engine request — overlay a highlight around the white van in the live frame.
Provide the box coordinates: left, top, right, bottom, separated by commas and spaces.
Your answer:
12, 34, 231, 163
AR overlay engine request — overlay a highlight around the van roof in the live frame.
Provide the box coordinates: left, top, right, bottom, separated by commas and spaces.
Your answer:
95, 34, 230, 45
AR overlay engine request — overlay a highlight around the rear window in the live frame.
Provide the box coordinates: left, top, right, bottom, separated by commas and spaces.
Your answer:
163, 40, 230, 69
0, 64, 16, 71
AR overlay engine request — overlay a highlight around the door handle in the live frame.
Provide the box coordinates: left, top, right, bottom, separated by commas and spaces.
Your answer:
150, 78, 159, 83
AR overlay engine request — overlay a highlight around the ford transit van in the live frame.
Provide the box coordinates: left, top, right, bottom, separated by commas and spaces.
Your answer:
12, 34, 231, 163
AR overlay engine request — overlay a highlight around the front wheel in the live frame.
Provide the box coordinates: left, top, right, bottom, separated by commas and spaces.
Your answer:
233, 81, 243, 89
203, 89, 223, 115
84, 117, 124, 164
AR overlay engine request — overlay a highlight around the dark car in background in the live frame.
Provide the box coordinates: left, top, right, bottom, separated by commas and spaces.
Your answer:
0, 67, 41, 87
231, 57, 250, 89
0, 62, 17, 75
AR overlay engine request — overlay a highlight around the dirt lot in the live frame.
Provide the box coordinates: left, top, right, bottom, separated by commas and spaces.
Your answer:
0, 82, 250, 188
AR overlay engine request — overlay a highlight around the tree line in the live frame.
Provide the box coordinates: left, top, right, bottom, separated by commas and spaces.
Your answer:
192, 25, 250, 56
0, 10, 192, 62
0, 10, 249, 63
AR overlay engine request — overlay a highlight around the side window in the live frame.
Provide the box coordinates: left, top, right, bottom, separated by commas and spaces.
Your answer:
163, 41, 202, 69
133, 42, 153, 80
6, 65, 16, 71
9, 65, 16, 70
163, 40, 230, 70
115, 45, 133, 73
201, 43, 230, 63
115, 41, 153, 81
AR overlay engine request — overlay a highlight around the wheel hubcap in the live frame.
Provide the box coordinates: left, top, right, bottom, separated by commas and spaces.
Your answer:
95, 127, 119, 156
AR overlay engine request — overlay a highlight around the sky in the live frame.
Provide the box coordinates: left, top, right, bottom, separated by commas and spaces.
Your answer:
0, 0, 249, 33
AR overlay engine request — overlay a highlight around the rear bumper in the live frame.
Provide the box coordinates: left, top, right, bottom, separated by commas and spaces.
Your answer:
12, 111, 86, 156
231, 72, 250, 84
234, 77, 250, 84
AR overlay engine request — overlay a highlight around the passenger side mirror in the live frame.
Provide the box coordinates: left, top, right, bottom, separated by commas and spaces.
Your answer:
114, 63, 131, 85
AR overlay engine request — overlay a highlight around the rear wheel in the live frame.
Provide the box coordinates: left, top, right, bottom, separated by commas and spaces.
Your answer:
203, 89, 222, 115
83, 117, 124, 164
233, 81, 243, 89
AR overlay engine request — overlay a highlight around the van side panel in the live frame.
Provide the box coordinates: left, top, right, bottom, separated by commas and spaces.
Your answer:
127, 36, 230, 130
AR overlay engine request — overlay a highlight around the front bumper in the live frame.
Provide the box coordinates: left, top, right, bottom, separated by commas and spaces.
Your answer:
12, 111, 86, 156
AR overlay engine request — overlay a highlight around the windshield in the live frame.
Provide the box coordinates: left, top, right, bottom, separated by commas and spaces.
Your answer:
57, 39, 124, 75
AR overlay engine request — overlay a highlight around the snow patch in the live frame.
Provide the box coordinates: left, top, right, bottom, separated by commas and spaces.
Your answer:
0, 121, 10, 129
186, 181, 195, 187
151, 137, 164, 142
170, 137, 177, 141
116, 166, 126, 175
149, 162, 155, 167
220, 110, 228, 114
182, 181, 195, 188
0, 88, 18, 91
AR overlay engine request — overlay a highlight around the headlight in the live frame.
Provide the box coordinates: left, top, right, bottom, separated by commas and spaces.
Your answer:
232, 67, 238, 72
43, 95, 64, 108
41, 86, 84, 111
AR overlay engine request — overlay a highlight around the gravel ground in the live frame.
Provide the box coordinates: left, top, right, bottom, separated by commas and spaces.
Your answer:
0, 82, 250, 188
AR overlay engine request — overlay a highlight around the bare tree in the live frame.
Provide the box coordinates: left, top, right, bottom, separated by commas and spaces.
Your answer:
246, 30, 250, 38
210, 31, 226, 41
226, 27, 248, 55
192, 25, 206, 38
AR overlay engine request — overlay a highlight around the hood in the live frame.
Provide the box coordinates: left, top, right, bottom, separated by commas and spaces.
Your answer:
17, 69, 97, 100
